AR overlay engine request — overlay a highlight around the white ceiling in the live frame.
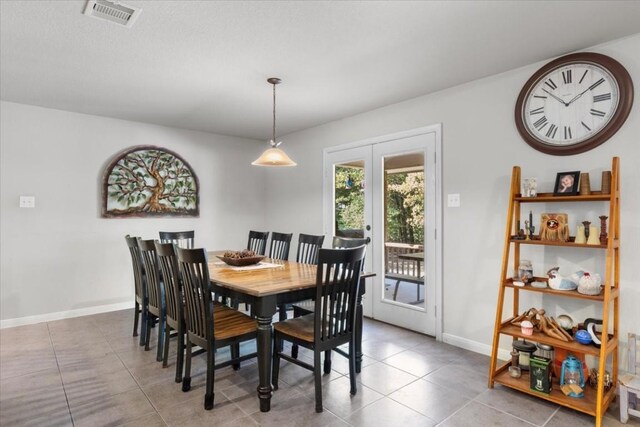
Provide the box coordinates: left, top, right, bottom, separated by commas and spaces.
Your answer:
2, 1, 640, 140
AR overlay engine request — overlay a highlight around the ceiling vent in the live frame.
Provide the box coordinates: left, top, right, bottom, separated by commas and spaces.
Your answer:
84, 0, 141, 28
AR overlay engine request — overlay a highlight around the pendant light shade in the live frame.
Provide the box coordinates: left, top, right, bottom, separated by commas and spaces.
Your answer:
252, 77, 297, 167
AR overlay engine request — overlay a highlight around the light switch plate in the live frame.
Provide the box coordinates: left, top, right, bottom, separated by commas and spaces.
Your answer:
19, 196, 35, 208
447, 193, 460, 208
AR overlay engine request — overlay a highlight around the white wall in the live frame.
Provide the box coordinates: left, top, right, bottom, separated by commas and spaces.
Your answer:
0, 102, 267, 324
263, 35, 640, 356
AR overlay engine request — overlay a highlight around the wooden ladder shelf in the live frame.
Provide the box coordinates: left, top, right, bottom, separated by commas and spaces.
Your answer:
487, 157, 620, 427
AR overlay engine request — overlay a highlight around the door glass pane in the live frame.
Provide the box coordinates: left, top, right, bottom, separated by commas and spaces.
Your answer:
334, 161, 365, 238
382, 152, 425, 308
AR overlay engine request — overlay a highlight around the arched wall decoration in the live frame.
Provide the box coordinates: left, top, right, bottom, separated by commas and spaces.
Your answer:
102, 145, 199, 218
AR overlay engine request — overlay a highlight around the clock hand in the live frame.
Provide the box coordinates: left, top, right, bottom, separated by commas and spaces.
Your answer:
566, 87, 591, 105
542, 88, 568, 106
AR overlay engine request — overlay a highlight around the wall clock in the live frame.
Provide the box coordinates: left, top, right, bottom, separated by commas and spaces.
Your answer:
515, 52, 633, 155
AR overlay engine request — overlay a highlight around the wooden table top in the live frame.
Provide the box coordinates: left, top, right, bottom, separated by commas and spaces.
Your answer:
207, 251, 374, 297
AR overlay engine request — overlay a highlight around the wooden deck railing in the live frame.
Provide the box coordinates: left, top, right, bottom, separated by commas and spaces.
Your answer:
384, 242, 423, 276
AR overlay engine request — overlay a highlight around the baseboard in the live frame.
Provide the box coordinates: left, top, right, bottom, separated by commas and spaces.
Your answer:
443, 332, 511, 361
0, 301, 134, 329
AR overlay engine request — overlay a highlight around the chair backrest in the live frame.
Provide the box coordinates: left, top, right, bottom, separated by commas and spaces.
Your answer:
296, 233, 325, 264
333, 236, 368, 271
138, 239, 163, 312
177, 247, 214, 345
159, 230, 195, 249
269, 232, 293, 260
247, 230, 269, 255
314, 246, 366, 345
155, 241, 182, 325
332, 236, 368, 249
125, 235, 145, 301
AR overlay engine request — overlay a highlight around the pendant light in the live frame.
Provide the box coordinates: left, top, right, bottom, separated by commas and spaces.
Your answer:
251, 77, 297, 167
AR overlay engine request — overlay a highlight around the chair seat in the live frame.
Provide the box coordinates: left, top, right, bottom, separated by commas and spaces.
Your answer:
274, 313, 315, 342
213, 305, 257, 340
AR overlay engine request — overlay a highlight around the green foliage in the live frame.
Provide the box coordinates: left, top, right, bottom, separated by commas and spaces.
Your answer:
333, 166, 424, 244
387, 172, 424, 244
334, 167, 365, 233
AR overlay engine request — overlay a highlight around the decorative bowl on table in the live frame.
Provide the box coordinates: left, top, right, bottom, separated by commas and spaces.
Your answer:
217, 250, 265, 266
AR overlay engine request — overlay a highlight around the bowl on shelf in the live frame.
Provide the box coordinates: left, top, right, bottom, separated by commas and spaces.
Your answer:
217, 255, 265, 266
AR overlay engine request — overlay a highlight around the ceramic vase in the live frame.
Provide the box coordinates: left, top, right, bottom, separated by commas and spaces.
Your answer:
579, 173, 591, 195
587, 226, 600, 245
601, 171, 612, 194
575, 225, 587, 244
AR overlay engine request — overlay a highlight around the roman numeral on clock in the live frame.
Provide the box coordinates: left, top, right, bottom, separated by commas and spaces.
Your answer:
593, 93, 611, 102
579, 69, 589, 84
533, 116, 548, 130
530, 107, 544, 115
590, 109, 606, 117
589, 78, 605, 91
581, 121, 591, 132
545, 79, 557, 90
562, 70, 572, 84
546, 124, 558, 139
564, 126, 572, 140
533, 95, 547, 99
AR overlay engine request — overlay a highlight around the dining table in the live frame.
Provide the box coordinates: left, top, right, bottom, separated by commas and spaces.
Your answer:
207, 252, 374, 412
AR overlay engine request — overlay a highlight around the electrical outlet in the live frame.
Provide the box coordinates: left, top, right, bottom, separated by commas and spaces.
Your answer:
19, 196, 35, 208
447, 193, 460, 208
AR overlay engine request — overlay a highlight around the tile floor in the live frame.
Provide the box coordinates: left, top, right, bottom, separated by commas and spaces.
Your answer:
1, 309, 637, 427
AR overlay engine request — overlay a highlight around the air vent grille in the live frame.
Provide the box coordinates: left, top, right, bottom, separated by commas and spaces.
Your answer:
84, 0, 141, 28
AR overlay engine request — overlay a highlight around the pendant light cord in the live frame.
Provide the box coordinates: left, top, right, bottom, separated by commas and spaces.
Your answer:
272, 81, 277, 144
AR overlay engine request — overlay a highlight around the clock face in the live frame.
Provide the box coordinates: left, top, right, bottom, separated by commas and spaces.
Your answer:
515, 53, 633, 155
523, 63, 618, 145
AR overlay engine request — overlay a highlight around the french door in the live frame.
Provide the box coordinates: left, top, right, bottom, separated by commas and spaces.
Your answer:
323, 127, 441, 336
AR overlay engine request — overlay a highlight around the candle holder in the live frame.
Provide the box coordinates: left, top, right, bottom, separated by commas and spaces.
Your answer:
582, 221, 591, 239
599, 216, 608, 245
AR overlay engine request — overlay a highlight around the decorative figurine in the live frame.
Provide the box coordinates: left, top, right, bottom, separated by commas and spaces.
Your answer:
547, 267, 583, 291
582, 221, 591, 239
522, 178, 538, 197
599, 215, 608, 245
525, 221, 531, 241
577, 272, 603, 295
539, 213, 569, 242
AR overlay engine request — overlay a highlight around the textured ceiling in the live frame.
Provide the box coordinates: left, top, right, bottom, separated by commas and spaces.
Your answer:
2, 1, 640, 140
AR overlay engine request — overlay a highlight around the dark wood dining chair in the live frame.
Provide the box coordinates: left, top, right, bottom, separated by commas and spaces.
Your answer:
247, 230, 269, 255
159, 230, 195, 249
296, 233, 325, 264
332, 236, 369, 249
269, 232, 293, 261
125, 235, 148, 347
278, 233, 326, 324
155, 241, 185, 383
272, 246, 366, 413
138, 239, 166, 361
177, 247, 258, 410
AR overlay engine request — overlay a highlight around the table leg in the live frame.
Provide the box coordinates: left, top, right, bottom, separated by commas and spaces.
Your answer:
254, 296, 277, 412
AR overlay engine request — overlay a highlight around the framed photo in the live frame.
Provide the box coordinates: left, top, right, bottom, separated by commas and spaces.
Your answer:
553, 171, 580, 195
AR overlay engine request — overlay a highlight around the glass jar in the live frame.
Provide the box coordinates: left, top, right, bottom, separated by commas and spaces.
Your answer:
535, 343, 554, 360
512, 340, 537, 371
518, 260, 534, 284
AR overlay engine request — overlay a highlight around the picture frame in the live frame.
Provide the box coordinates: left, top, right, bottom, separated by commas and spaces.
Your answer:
553, 171, 580, 196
